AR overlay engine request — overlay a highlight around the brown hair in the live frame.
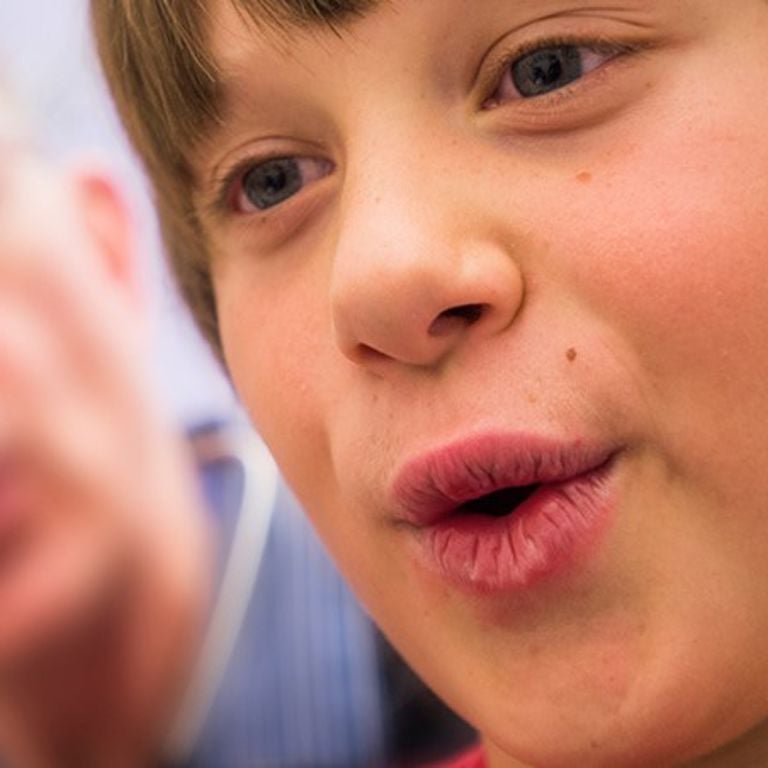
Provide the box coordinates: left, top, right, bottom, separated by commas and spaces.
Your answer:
91, 0, 377, 356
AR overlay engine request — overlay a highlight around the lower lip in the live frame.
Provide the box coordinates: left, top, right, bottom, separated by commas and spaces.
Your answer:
415, 458, 618, 594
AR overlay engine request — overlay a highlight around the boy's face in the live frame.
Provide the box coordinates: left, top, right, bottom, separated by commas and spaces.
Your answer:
199, 1, 768, 764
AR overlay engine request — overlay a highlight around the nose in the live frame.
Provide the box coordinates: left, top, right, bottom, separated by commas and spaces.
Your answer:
331, 161, 524, 370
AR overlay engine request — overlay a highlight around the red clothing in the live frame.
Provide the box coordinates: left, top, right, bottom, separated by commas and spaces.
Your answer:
427, 745, 486, 768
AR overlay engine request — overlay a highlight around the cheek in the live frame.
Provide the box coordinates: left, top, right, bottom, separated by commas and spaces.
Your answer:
591, 170, 768, 370
214, 262, 427, 609
556, 45, 768, 385
215, 266, 338, 493
564, 123, 768, 491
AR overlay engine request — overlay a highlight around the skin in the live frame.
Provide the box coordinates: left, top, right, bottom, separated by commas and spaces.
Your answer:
0, 132, 209, 765
197, 1, 768, 766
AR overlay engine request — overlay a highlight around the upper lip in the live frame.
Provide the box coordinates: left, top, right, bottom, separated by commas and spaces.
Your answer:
391, 432, 617, 526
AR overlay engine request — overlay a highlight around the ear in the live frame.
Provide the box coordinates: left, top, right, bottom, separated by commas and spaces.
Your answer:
68, 165, 144, 312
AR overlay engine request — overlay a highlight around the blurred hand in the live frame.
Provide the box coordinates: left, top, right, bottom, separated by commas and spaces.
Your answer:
0, 156, 210, 767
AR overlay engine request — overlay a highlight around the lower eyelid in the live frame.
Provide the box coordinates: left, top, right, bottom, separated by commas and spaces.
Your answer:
480, 49, 652, 135
230, 171, 334, 252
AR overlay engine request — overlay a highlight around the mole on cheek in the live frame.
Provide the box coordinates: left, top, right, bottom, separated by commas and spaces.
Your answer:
566, 347, 577, 362
575, 171, 592, 184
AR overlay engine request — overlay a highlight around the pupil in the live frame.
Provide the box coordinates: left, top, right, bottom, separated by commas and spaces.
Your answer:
512, 46, 583, 98
244, 158, 302, 210
264, 167, 286, 194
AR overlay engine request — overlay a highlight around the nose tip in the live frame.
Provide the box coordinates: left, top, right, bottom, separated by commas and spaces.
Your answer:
329, 136, 526, 371
333, 259, 524, 370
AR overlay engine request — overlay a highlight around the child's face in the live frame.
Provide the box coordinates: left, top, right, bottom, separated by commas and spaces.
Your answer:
198, 1, 768, 764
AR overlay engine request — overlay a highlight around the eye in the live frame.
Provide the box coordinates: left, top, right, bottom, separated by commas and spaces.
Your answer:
232, 156, 333, 213
488, 44, 620, 104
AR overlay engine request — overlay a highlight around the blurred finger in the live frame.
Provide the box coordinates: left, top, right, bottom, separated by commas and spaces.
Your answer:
0, 516, 128, 671
0, 290, 142, 518
0, 167, 152, 421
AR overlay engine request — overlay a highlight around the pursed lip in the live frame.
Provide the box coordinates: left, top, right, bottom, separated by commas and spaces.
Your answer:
391, 432, 618, 527
390, 432, 622, 593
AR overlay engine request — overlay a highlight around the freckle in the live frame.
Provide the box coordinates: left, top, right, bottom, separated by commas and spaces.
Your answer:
566, 347, 577, 362
528, 643, 543, 658
576, 171, 592, 184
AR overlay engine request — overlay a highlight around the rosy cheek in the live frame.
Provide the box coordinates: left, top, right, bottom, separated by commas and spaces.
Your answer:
220, 274, 337, 489
555, 117, 768, 484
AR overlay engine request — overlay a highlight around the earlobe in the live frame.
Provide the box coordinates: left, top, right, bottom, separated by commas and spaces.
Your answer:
70, 166, 144, 312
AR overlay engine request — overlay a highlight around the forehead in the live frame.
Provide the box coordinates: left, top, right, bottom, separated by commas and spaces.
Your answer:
207, 0, 382, 70
208, 0, 661, 61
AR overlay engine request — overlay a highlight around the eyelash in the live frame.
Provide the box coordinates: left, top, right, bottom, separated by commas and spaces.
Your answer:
214, 34, 646, 217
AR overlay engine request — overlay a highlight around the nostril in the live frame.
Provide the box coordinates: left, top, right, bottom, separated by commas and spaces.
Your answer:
429, 303, 486, 337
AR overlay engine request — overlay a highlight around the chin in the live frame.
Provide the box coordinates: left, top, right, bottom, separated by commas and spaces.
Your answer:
469, 658, 768, 768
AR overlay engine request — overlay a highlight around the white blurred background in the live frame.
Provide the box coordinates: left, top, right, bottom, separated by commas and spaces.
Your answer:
0, 0, 237, 425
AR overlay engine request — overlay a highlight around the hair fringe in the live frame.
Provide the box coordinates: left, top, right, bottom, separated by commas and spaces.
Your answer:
91, 0, 379, 356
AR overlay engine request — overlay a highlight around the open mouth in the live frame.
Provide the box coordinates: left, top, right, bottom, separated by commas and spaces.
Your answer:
458, 483, 541, 518
391, 433, 621, 592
